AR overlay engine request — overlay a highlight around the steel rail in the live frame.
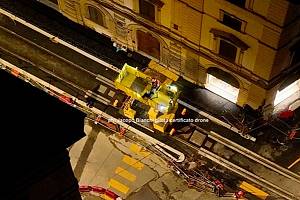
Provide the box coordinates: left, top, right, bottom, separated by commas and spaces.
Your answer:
187, 122, 300, 184
0, 8, 250, 142
0, 18, 185, 162
0, 8, 121, 73
0, 56, 185, 163
0, 25, 113, 104
173, 136, 299, 200
208, 130, 300, 184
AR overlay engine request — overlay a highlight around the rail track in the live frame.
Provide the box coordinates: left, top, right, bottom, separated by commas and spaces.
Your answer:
0, 8, 300, 200
173, 127, 300, 200
0, 22, 185, 163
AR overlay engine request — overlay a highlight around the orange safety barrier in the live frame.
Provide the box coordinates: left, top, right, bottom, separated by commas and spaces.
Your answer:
119, 127, 126, 136
95, 116, 118, 131
79, 185, 91, 193
59, 95, 73, 105
107, 122, 117, 131
11, 69, 20, 77
95, 117, 108, 124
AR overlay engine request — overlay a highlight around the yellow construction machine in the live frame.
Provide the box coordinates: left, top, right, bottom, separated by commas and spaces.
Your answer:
114, 63, 180, 133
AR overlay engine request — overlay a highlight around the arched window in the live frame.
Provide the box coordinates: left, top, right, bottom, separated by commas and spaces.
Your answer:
87, 6, 106, 27
206, 67, 240, 103
137, 30, 160, 60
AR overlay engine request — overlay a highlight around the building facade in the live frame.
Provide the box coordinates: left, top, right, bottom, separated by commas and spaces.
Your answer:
43, 0, 300, 112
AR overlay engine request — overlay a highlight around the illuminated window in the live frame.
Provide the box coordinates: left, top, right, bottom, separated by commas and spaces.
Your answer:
87, 6, 106, 27
274, 79, 300, 106
206, 74, 239, 103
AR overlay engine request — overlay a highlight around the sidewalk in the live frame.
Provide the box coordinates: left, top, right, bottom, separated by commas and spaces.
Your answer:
177, 77, 242, 117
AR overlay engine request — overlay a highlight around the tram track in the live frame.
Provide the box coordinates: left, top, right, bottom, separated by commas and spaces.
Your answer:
173, 127, 300, 200
208, 130, 300, 184
1, 8, 300, 199
0, 22, 186, 163
176, 137, 300, 200
0, 24, 115, 105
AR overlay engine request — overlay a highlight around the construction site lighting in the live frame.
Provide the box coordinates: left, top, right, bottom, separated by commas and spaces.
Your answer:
158, 104, 167, 112
169, 85, 178, 93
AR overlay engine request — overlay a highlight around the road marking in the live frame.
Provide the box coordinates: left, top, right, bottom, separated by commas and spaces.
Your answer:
239, 181, 269, 200
129, 144, 151, 157
108, 178, 129, 194
129, 144, 142, 153
115, 167, 136, 182
122, 155, 144, 170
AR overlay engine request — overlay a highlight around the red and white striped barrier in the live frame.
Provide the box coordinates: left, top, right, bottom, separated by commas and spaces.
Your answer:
79, 185, 122, 200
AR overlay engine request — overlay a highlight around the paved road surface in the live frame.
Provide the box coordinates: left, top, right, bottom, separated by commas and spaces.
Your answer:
69, 120, 230, 200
